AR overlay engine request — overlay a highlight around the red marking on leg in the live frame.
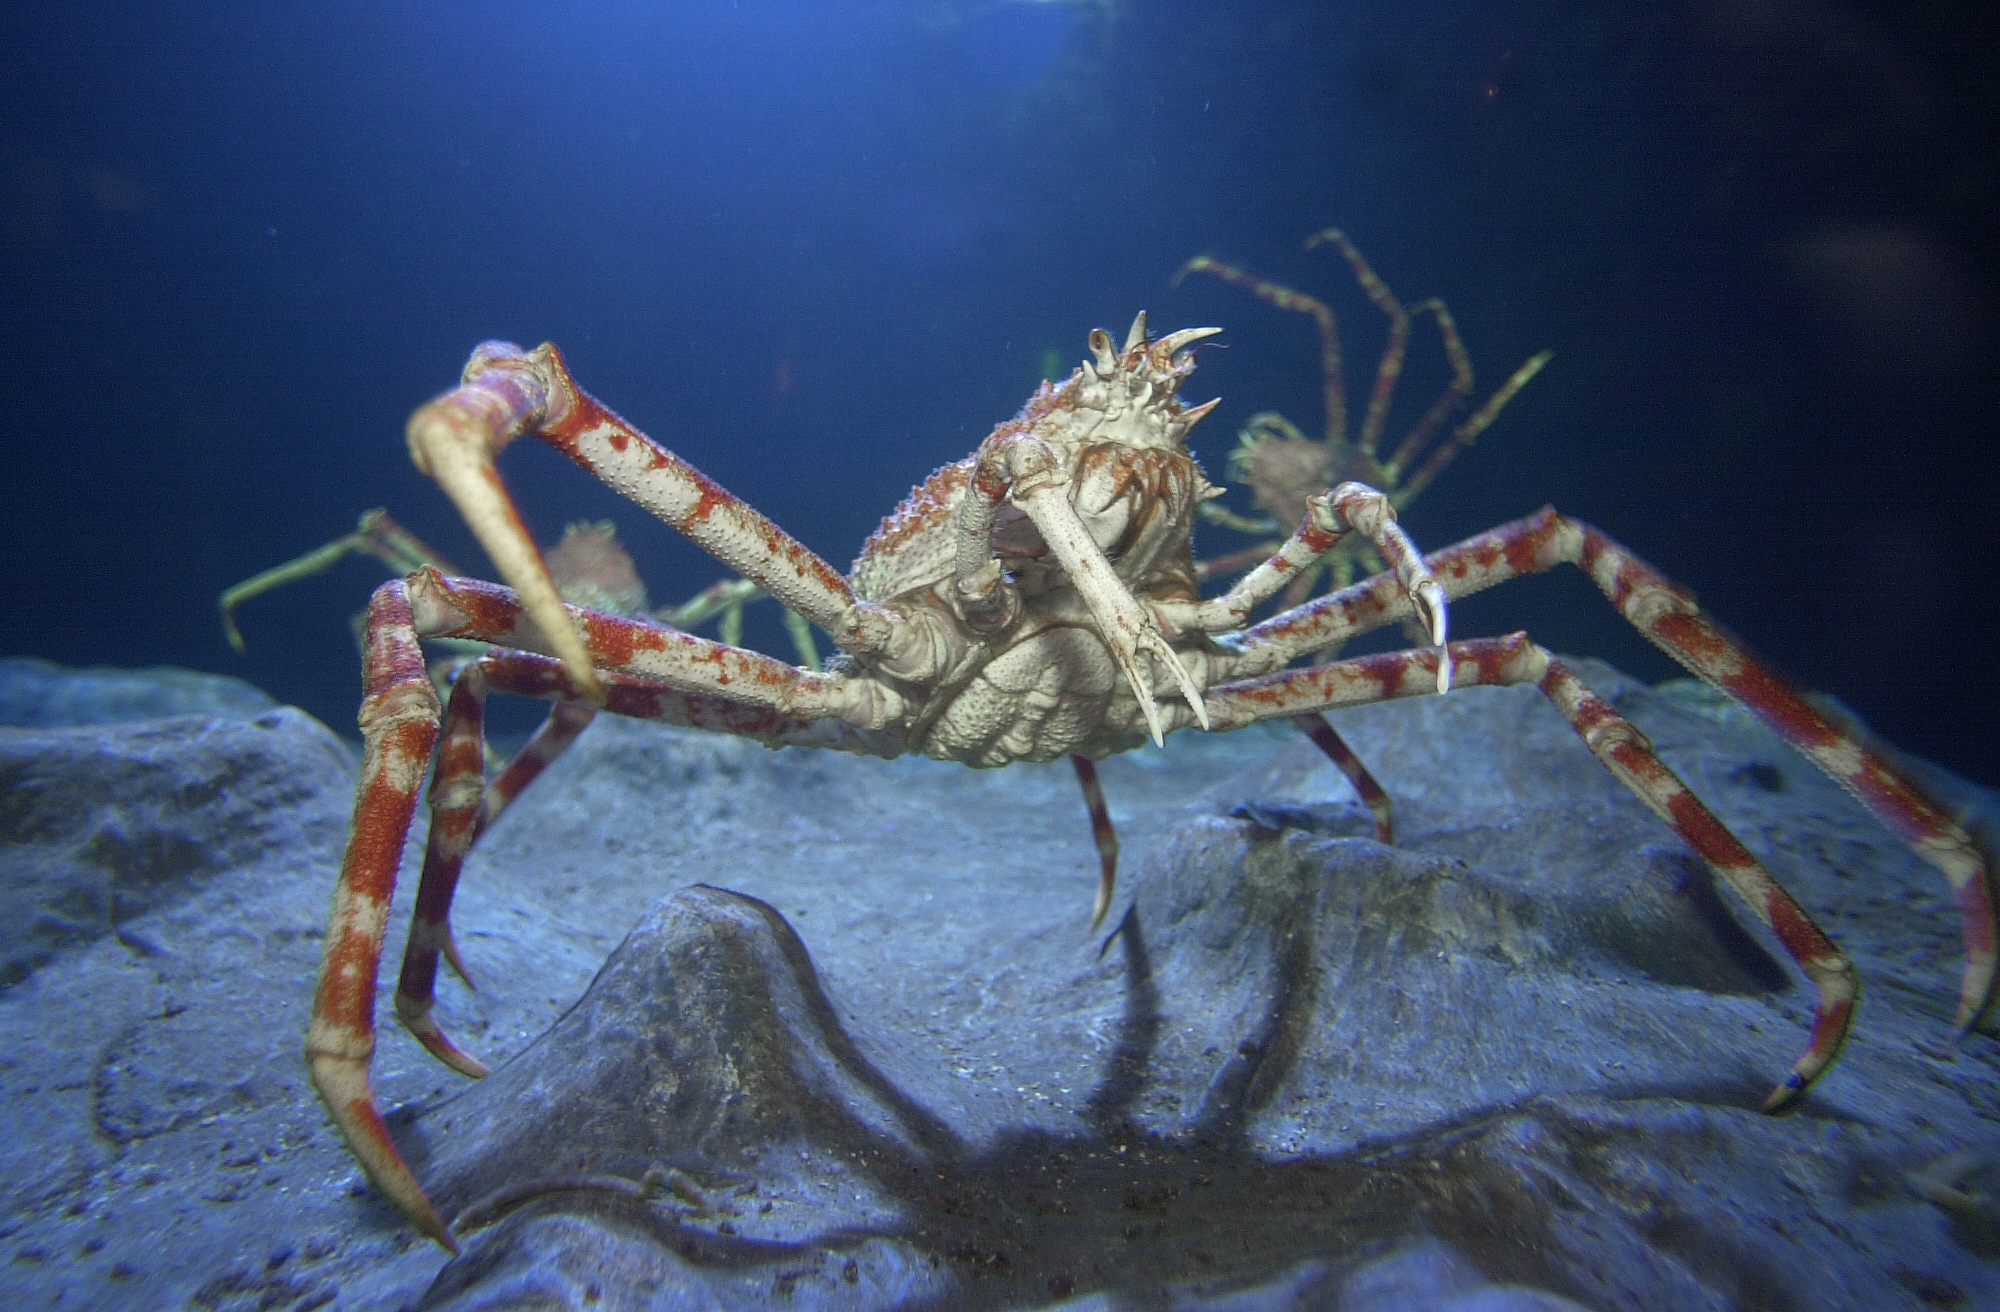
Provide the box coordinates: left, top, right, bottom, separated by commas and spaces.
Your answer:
580, 609, 669, 671
1763, 881, 1839, 963
1296, 714, 1393, 842
1652, 614, 1843, 752
1769, 994, 1856, 1107
1957, 877, 1997, 963
682, 470, 733, 527
1662, 784, 1761, 870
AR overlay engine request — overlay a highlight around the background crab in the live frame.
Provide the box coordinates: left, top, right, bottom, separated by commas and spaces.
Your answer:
1175, 229, 1553, 622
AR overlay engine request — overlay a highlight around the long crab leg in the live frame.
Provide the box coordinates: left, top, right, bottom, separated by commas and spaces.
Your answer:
1293, 713, 1394, 843
305, 581, 452, 1249
391, 667, 602, 1075
219, 508, 461, 653
1207, 635, 1858, 1108
404, 341, 900, 704
400, 567, 894, 730
1378, 299, 1473, 485
1225, 508, 2000, 1036
393, 662, 494, 1080
1304, 228, 1409, 460
1171, 255, 1347, 448
1070, 756, 1122, 930
309, 583, 870, 1250
1392, 348, 1554, 509
434, 700, 600, 991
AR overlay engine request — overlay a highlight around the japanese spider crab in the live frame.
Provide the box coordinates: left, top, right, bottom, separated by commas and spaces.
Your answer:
1175, 230, 1552, 614
309, 315, 1997, 1251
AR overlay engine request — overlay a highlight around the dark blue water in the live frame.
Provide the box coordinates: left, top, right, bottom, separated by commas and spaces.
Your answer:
2, 0, 1994, 782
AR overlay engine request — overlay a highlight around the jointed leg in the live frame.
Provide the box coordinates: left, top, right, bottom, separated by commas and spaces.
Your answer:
1224, 508, 1998, 1036
1156, 483, 1450, 692
307, 577, 883, 1250
1304, 228, 1409, 460
305, 581, 452, 1249
1071, 756, 1121, 929
403, 341, 899, 704
219, 508, 460, 653
1207, 635, 1857, 1108
1393, 347, 1554, 508
394, 662, 495, 1080
1171, 255, 1347, 448
1293, 713, 1393, 842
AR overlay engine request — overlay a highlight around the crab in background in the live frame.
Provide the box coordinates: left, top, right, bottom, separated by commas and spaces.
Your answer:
1174, 229, 1552, 623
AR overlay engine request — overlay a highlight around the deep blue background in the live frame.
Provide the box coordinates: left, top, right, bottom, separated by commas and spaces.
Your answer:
2, 0, 1995, 782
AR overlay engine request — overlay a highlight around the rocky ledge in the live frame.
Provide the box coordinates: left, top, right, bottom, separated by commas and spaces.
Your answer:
0, 657, 1994, 1310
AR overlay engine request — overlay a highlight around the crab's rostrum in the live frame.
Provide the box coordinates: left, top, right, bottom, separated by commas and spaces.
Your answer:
306, 314, 1996, 1251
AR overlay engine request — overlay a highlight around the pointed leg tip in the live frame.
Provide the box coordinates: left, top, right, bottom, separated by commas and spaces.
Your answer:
423, 1216, 463, 1255
1760, 1073, 1808, 1114
311, 1053, 455, 1250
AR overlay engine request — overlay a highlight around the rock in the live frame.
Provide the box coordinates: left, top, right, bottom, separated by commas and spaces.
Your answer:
0, 708, 354, 986
0, 657, 1995, 1310
0, 656, 278, 727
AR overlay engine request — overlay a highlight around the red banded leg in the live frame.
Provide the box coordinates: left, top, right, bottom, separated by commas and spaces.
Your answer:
1229, 508, 1998, 1033
1293, 713, 1393, 843
311, 573, 858, 1250
393, 663, 495, 1079
1208, 635, 1857, 1108
1071, 756, 1121, 929
305, 582, 453, 1250
408, 699, 601, 1001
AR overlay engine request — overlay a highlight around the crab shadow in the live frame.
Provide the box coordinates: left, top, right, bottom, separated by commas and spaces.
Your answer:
403, 835, 1799, 1311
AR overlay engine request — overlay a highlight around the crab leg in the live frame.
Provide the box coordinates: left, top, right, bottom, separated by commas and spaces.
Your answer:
1304, 228, 1409, 459
401, 567, 892, 729
305, 581, 452, 1250
1207, 634, 1858, 1108
390, 666, 602, 1073
434, 699, 599, 991
310, 584, 877, 1251
219, 508, 461, 653
1158, 483, 1451, 692
404, 341, 897, 703
393, 662, 494, 1080
1070, 756, 1122, 929
1171, 255, 1347, 447
1225, 508, 1999, 1036
1378, 299, 1474, 485
1393, 348, 1554, 508
1294, 713, 1394, 843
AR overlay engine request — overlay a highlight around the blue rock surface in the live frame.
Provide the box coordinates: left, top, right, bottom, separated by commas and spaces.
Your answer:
0, 660, 1994, 1310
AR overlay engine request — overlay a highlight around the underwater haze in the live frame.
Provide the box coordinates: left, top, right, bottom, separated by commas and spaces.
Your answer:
1, 0, 1995, 782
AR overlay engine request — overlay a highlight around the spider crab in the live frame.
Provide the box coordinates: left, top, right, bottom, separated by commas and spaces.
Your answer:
309, 315, 1997, 1251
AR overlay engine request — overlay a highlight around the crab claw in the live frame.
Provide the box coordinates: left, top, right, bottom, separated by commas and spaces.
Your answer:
1010, 477, 1207, 745
405, 346, 606, 706
1320, 484, 1453, 694
1417, 578, 1451, 694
